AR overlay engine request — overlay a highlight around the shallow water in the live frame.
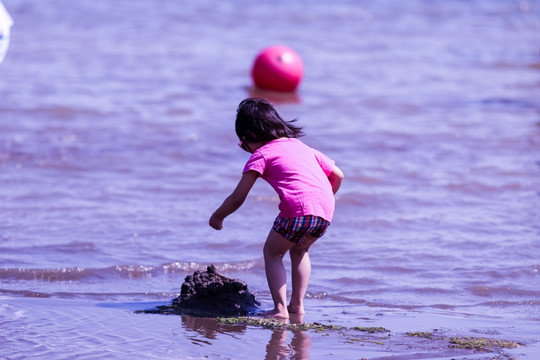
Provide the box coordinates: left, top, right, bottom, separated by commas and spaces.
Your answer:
1, 0, 539, 358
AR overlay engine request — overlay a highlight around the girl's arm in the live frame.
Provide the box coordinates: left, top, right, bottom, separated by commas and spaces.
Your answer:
328, 165, 344, 194
209, 170, 259, 230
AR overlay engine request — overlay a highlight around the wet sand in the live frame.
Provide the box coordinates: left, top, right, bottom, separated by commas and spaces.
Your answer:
2, 296, 537, 359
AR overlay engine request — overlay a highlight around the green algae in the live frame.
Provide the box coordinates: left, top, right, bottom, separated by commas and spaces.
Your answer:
406, 331, 434, 339
217, 316, 345, 331
217, 317, 526, 356
217, 317, 392, 335
353, 326, 389, 334
345, 337, 386, 345
449, 336, 524, 351
217, 317, 393, 348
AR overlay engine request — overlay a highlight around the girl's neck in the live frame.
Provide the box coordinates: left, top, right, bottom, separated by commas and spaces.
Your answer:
246, 137, 288, 153
246, 141, 266, 153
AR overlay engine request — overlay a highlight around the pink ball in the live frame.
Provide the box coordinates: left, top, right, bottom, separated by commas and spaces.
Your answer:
251, 45, 304, 92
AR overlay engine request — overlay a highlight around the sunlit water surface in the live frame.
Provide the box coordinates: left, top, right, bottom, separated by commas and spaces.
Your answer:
1, 0, 539, 358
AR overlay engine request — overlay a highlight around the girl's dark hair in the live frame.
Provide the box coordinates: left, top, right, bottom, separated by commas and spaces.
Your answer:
235, 98, 303, 143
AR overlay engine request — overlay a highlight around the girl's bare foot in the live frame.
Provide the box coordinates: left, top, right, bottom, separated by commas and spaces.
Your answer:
287, 305, 305, 314
258, 309, 289, 319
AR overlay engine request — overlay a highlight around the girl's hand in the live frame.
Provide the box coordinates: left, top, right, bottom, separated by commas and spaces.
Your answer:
208, 171, 259, 231
209, 212, 223, 230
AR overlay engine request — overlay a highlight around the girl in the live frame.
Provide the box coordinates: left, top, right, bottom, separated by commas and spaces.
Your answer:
209, 98, 344, 319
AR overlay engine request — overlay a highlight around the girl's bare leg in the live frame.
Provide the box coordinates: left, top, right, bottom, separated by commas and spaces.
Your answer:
288, 235, 317, 314
262, 230, 295, 318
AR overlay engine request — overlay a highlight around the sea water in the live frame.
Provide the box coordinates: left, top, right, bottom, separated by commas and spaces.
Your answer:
1, 0, 539, 358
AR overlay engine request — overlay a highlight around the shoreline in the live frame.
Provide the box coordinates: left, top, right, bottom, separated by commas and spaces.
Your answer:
1, 296, 537, 359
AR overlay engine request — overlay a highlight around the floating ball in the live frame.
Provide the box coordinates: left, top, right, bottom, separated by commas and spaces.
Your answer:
251, 45, 304, 93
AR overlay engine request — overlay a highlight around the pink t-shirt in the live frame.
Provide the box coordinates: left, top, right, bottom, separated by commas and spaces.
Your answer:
242, 138, 336, 221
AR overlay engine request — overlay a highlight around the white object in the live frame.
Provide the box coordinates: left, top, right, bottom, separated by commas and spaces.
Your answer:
0, 1, 13, 63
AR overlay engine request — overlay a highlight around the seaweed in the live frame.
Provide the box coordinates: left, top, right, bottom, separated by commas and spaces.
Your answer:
353, 326, 389, 334
217, 316, 345, 331
449, 336, 524, 352
216, 317, 526, 356
406, 331, 434, 339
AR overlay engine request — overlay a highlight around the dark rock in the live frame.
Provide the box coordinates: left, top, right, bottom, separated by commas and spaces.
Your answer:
139, 265, 260, 317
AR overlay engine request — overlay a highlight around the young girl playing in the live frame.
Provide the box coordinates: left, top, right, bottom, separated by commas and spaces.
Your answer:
209, 98, 344, 319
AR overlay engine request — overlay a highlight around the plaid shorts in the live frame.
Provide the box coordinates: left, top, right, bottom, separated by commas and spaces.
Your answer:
272, 215, 331, 244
